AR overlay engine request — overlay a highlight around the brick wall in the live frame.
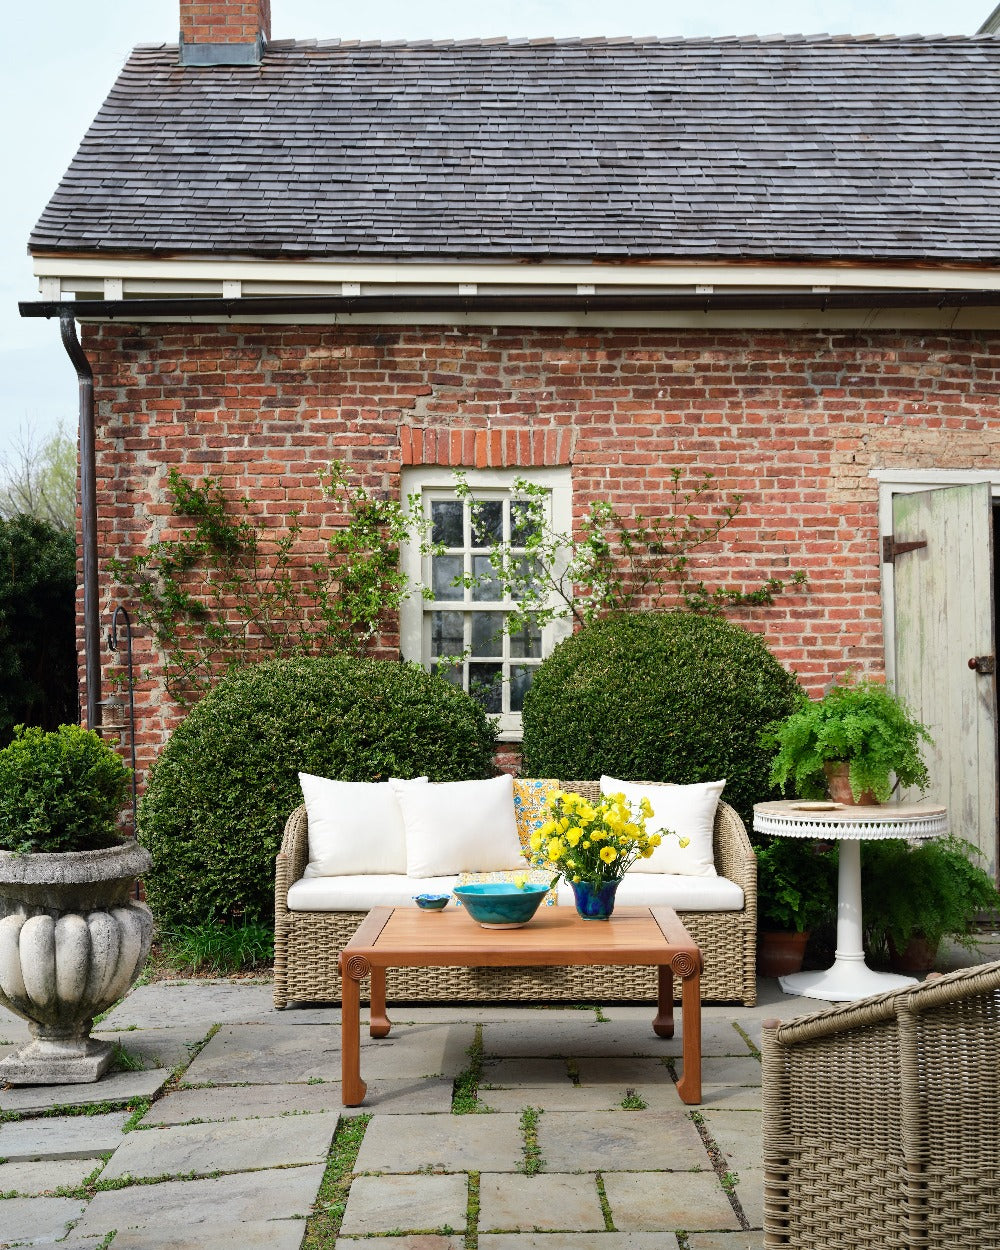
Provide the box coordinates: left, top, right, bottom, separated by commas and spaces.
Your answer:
83, 321, 1000, 783
179, 0, 270, 46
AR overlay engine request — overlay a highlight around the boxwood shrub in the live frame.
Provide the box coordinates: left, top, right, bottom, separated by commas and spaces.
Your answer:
521, 611, 800, 825
138, 656, 499, 929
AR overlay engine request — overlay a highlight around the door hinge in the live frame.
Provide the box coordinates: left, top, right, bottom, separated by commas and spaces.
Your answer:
968, 656, 996, 675
882, 535, 928, 564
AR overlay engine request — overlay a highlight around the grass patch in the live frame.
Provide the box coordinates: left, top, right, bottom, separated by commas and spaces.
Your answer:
466, 1170, 480, 1249
111, 1042, 146, 1073
595, 1171, 616, 1231
157, 921, 274, 975
620, 1087, 648, 1110
452, 1024, 486, 1114
302, 1113, 370, 1248
517, 1106, 544, 1176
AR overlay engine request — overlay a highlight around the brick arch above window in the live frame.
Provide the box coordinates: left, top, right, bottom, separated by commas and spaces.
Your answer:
400, 425, 573, 469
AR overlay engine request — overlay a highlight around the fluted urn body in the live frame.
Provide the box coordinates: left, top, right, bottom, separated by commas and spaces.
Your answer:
0, 841, 153, 1084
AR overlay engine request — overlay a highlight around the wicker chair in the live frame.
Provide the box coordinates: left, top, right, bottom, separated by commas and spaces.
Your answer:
274, 778, 758, 1008
762, 960, 1000, 1249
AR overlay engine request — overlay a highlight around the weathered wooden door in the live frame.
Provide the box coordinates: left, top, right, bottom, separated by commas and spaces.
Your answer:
890, 484, 998, 878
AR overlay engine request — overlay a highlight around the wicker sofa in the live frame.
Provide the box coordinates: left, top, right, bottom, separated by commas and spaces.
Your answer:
762, 960, 1000, 1249
273, 778, 758, 1008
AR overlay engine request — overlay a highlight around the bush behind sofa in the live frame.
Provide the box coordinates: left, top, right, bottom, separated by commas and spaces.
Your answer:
273, 779, 758, 1007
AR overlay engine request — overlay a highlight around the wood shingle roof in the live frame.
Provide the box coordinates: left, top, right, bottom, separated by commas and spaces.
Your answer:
29, 34, 1000, 264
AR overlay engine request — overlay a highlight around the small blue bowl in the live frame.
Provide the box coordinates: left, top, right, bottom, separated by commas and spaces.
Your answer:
452, 882, 549, 928
413, 893, 450, 911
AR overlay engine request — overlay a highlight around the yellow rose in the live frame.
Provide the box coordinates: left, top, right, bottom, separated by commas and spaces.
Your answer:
565, 828, 581, 847
600, 845, 618, 864
513, 873, 528, 889
529, 831, 543, 852
547, 837, 566, 861
679, 836, 690, 848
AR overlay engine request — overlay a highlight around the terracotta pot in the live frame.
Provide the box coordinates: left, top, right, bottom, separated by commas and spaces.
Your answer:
887, 934, 939, 976
823, 762, 877, 806
757, 929, 810, 978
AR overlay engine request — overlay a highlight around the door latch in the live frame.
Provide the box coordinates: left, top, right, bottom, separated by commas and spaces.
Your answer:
968, 656, 996, 675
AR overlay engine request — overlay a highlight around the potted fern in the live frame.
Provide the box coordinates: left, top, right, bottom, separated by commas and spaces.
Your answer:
0, 724, 153, 1084
762, 675, 932, 804
756, 836, 836, 976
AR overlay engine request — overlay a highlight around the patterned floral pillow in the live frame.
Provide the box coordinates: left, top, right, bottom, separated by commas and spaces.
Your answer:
513, 777, 559, 859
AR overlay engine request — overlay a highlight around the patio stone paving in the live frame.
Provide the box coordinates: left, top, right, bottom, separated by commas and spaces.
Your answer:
354, 1111, 524, 1173
0, 1111, 130, 1162
538, 1109, 709, 1172
477, 1172, 608, 1232
0, 1067, 170, 1114
339, 1172, 469, 1235
0, 1196, 86, 1245
701, 1110, 765, 1173
0, 1158, 99, 1194
601, 1170, 742, 1232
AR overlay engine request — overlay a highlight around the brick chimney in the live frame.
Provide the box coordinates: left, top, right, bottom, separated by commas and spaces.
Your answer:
179, 1, 271, 65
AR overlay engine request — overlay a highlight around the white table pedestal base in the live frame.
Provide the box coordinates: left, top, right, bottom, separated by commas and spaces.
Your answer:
779, 839, 918, 1001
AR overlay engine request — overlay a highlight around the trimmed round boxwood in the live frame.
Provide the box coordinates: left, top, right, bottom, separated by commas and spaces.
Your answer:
521, 612, 800, 825
138, 656, 499, 929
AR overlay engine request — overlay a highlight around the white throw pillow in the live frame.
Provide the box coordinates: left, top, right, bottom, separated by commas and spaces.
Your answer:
599, 776, 725, 877
299, 774, 426, 877
390, 775, 524, 878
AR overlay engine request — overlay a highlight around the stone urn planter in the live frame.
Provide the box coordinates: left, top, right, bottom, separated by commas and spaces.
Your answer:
0, 840, 153, 1084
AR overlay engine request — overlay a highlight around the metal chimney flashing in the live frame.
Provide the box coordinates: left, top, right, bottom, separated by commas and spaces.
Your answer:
178, 34, 264, 66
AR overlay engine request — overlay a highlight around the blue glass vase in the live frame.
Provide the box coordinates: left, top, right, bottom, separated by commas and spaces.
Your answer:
570, 878, 620, 920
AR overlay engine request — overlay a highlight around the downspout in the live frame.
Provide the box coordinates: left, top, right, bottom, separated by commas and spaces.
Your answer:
59, 310, 101, 732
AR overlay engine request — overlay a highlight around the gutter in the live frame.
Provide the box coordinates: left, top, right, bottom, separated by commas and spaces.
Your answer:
58, 311, 101, 734
19, 288, 1000, 321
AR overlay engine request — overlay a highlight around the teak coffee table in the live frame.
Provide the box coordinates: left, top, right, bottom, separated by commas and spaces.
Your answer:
338, 904, 703, 1106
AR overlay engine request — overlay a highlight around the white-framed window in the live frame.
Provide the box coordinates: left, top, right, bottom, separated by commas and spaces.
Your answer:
400, 466, 572, 737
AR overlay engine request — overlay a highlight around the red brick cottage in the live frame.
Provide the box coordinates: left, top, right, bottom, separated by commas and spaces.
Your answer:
20, 1, 1000, 872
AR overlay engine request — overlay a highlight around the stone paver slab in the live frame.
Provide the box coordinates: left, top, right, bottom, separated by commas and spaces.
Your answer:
603, 1170, 741, 1232
100, 983, 275, 1029
733, 1167, 765, 1229
101, 1109, 339, 1181
355, 1112, 523, 1173
182, 1023, 341, 1085
340, 1173, 468, 1235
72, 1164, 325, 1237
335, 1239, 464, 1250
478, 1172, 606, 1232
0, 1014, 31, 1042
482, 1057, 571, 1086
698, 1085, 763, 1111
597, 1013, 757, 1056
481, 1083, 683, 1114
573, 1057, 673, 1085
0, 1111, 129, 1161
358, 1023, 473, 1081
0, 1195, 85, 1245
481, 1021, 679, 1059
686, 1234, 765, 1250
108, 1222, 306, 1250
0, 1068, 170, 1115
94, 1027, 212, 1072
701, 1111, 763, 1172
700, 1056, 761, 1086
479, 1236, 680, 1249
540, 1110, 708, 1172
0, 1157, 99, 1195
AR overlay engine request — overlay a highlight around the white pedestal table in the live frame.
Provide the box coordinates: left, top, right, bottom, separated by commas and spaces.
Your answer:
752, 799, 948, 1001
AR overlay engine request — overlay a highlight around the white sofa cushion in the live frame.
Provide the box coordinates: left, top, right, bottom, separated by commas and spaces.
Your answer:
288, 874, 459, 912
299, 773, 426, 877
600, 776, 724, 877
390, 775, 524, 878
287, 871, 743, 914
557, 872, 743, 912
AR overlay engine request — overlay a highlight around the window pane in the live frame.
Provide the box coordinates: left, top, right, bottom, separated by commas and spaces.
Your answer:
471, 500, 502, 547
471, 611, 504, 657
431, 611, 465, 656
469, 662, 503, 713
514, 554, 541, 598
432, 554, 463, 600
509, 614, 542, 658
431, 499, 464, 547
510, 664, 535, 712
433, 658, 464, 688
471, 554, 501, 601
511, 500, 540, 547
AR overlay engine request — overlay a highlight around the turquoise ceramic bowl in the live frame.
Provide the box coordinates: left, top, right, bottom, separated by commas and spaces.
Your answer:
413, 893, 450, 910
452, 882, 549, 928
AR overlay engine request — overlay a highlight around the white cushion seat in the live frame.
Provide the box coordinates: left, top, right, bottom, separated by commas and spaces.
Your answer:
287, 871, 744, 914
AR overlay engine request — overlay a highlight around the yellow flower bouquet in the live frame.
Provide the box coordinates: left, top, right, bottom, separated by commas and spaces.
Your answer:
528, 788, 689, 920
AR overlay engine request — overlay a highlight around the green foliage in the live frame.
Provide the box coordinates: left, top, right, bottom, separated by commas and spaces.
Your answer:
521, 611, 801, 826
763, 675, 933, 802
756, 837, 837, 932
137, 656, 498, 928
454, 469, 806, 634
158, 920, 274, 974
0, 514, 77, 746
109, 463, 430, 705
862, 836, 1000, 957
0, 724, 130, 854
0, 423, 76, 532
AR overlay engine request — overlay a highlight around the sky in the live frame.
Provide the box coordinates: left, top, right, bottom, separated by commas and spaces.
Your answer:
1, 0, 996, 460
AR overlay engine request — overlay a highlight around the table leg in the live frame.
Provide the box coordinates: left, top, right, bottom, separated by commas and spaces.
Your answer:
674, 952, 702, 1106
339, 953, 368, 1107
369, 966, 391, 1038
653, 964, 675, 1038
